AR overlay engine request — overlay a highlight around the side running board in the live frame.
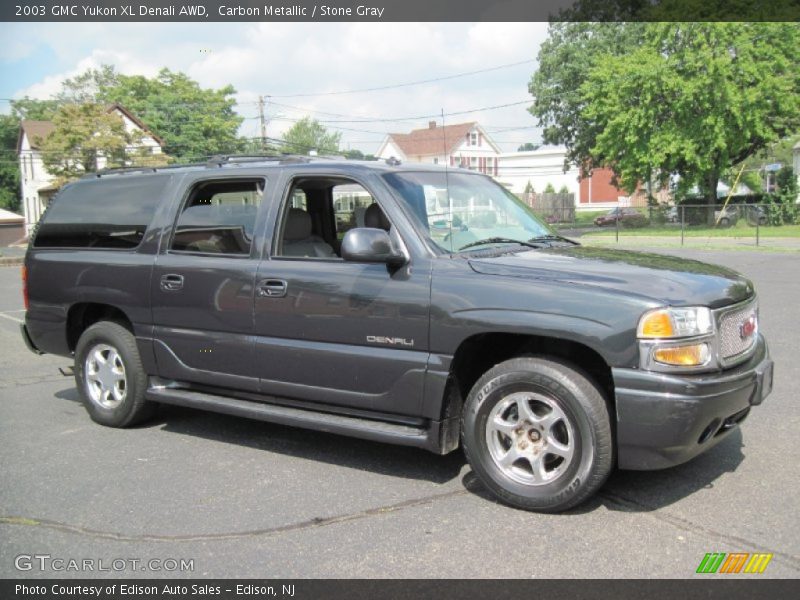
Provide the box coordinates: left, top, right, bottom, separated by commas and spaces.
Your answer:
145, 385, 436, 451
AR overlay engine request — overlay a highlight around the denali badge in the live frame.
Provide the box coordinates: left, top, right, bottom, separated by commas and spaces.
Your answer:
739, 314, 757, 340
366, 336, 414, 347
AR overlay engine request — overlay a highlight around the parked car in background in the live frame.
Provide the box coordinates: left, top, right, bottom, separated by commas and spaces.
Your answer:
666, 206, 680, 223
594, 207, 647, 227
745, 205, 768, 226
714, 206, 739, 227
675, 204, 767, 227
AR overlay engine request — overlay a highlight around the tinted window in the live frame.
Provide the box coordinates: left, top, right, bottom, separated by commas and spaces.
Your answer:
33, 175, 169, 249
171, 179, 264, 255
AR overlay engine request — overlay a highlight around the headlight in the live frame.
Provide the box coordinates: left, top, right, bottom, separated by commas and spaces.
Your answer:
638, 306, 715, 370
637, 306, 713, 339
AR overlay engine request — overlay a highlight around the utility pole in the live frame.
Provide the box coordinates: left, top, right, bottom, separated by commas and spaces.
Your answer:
258, 95, 267, 152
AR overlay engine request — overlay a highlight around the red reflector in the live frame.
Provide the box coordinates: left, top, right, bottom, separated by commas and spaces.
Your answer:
21, 265, 28, 311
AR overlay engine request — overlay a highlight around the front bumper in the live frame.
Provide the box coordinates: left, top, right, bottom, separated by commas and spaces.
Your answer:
613, 334, 772, 470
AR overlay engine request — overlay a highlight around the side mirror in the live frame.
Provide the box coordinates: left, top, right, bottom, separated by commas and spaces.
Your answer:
341, 228, 406, 266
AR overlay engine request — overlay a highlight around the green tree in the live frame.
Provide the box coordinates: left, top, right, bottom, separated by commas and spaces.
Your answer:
528, 22, 645, 172
768, 166, 799, 225
14, 65, 244, 163
559, 0, 800, 22
544, 183, 556, 193
0, 114, 21, 212
281, 117, 341, 155
523, 180, 535, 194
532, 22, 800, 222
39, 103, 167, 186
10, 97, 59, 121
737, 134, 800, 192
99, 68, 243, 161
580, 23, 799, 217
57, 65, 120, 104
517, 142, 540, 152
343, 148, 364, 160
558, 184, 570, 194
237, 136, 279, 155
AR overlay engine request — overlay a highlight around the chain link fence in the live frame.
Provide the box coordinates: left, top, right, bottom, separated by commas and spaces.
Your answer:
539, 203, 798, 246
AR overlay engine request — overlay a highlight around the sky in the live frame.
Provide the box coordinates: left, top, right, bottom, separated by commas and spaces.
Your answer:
0, 22, 550, 154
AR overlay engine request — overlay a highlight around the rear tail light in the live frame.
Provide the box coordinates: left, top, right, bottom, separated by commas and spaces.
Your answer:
22, 265, 28, 311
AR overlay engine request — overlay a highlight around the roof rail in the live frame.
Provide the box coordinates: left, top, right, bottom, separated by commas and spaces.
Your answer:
82, 153, 319, 179
87, 161, 207, 179
86, 166, 158, 178
205, 153, 312, 167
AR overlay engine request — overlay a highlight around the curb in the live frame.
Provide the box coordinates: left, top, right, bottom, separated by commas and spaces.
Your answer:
0, 257, 24, 266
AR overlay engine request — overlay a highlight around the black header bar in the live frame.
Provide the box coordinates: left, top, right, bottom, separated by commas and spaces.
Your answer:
2, 579, 800, 600
2, 0, 799, 22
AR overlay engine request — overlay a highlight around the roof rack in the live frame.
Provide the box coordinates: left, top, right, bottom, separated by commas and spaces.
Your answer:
87, 161, 210, 179
83, 153, 319, 179
204, 153, 312, 168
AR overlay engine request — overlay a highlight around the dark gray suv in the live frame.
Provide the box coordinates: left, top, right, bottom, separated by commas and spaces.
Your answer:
21, 155, 773, 512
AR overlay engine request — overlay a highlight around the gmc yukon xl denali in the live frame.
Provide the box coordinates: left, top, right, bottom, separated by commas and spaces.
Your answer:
21, 156, 774, 512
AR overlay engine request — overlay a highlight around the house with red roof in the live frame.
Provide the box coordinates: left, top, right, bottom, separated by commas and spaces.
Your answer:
375, 121, 500, 176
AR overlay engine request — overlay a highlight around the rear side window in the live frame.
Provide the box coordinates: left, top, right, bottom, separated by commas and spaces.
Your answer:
171, 179, 264, 255
33, 175, 170, 249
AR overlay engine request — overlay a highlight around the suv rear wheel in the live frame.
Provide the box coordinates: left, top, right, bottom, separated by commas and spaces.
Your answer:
461, 357, 613, 512
74, 321, 154, 427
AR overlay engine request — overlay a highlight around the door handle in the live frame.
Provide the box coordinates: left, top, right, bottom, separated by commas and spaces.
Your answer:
160, 274, 184, 291
257, 279, 287, 298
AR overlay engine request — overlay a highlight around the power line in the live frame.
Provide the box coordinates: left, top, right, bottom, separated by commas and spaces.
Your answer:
267, 99, 533, 124
266, 59, 537, 98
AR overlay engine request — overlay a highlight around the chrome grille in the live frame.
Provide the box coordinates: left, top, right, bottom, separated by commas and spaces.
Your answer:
717, 299, 758, 363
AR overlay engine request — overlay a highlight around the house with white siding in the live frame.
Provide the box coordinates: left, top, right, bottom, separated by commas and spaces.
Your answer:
17, 103, 164, 234
496, 146, 580, 198
375, 121, 500, 176
496, 146, 646, 210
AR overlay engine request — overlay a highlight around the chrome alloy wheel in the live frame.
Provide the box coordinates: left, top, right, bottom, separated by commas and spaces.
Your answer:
84, 343, 127, 409
485, 391, 576, 485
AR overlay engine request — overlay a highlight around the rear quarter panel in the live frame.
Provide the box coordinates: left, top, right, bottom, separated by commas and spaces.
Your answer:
25, 249, 157, 356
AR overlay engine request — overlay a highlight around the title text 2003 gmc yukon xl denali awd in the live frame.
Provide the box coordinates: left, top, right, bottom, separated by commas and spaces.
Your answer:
21, 156, 774, 512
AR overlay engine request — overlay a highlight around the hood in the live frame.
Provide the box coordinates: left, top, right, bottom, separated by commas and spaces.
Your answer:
468, 246, 753, 308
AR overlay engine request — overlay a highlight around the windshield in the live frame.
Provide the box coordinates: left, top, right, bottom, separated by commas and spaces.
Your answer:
382, 171, 553, 253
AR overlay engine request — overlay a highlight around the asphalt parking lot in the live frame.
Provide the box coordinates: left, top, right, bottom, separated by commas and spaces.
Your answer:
0, 248, 798, 579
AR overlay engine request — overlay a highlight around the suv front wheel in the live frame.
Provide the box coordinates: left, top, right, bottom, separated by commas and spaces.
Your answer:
74, 321, 154, 427
461, 357, 613, 512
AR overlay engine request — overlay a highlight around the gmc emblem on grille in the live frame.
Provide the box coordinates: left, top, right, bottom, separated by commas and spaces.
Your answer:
739, 314, 757, 340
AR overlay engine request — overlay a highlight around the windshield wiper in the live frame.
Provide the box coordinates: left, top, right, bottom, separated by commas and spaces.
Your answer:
458, 237, 543, 251
527, 234, 578, 245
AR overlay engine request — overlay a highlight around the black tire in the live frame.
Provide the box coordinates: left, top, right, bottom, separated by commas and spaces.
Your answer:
719, 217, 730, 227
461, 357, 613, 512
74, 321, 154, 427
